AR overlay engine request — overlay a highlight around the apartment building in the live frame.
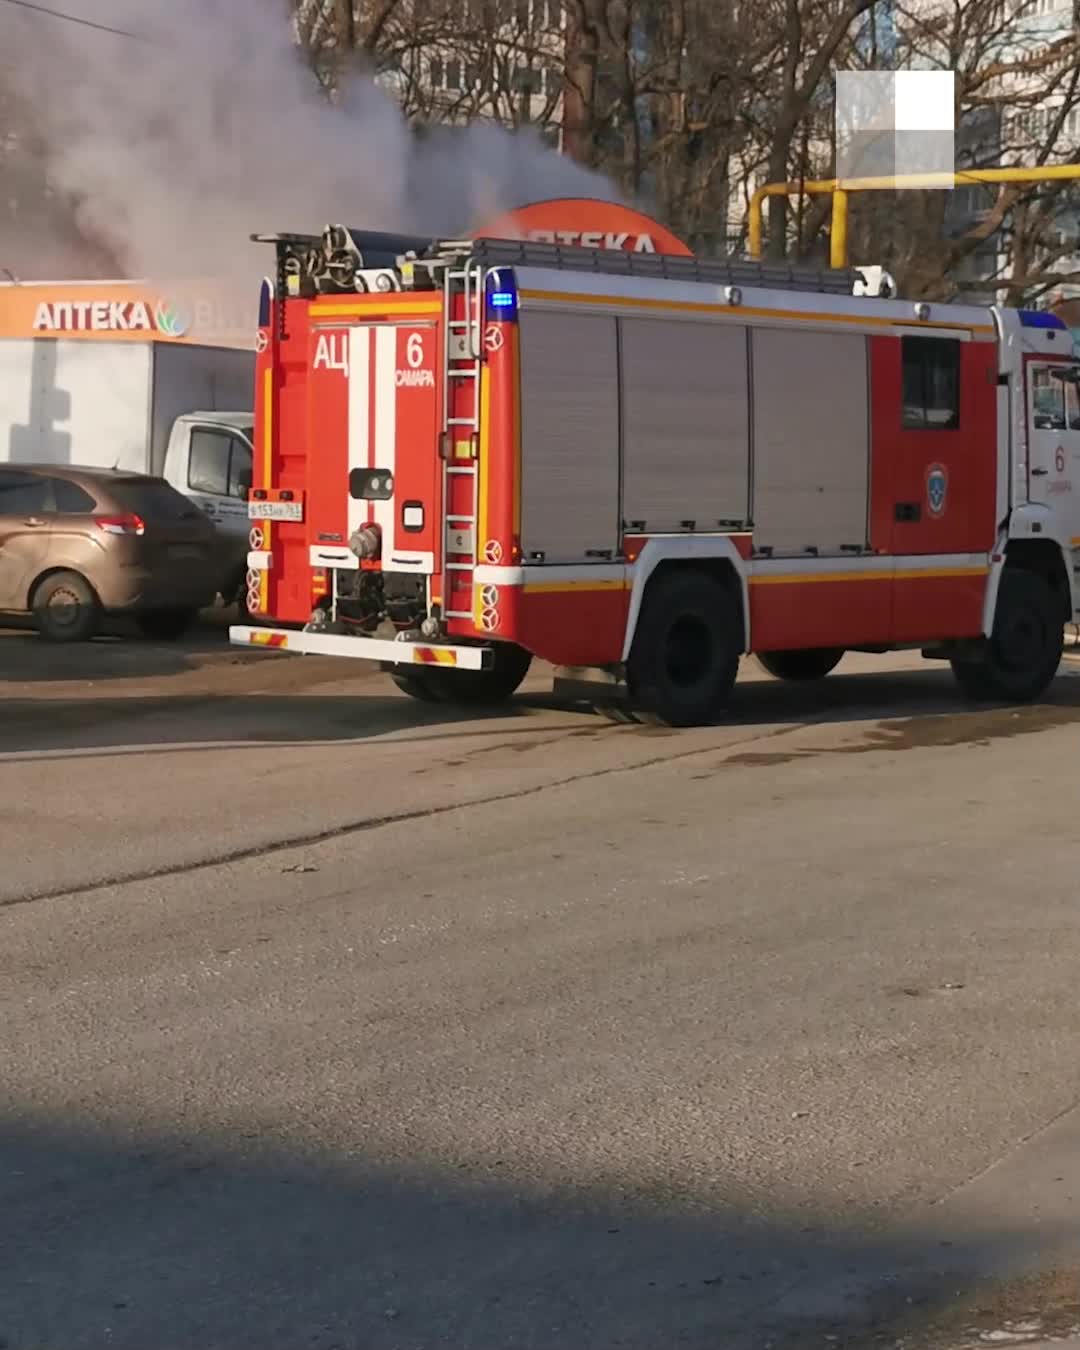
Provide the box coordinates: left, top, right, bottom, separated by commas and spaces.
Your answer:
328, 0, 568, 147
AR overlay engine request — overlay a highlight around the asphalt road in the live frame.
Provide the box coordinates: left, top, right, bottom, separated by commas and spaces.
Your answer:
3, 630, 1080, 1348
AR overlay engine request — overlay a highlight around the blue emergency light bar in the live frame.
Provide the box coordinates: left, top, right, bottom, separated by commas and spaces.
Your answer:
484, 270, 518, 321
258, 278, 272, 328
1019, 309, 1067, 330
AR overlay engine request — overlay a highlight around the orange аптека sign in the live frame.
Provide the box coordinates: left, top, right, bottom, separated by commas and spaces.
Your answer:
475, 198, 693, 257
0, 280, 254, 347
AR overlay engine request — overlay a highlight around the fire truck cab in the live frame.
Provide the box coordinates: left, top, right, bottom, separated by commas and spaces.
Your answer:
232, 214, 1080, 726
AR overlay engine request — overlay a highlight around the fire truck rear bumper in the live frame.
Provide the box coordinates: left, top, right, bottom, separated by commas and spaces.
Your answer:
228, 625, 493, 670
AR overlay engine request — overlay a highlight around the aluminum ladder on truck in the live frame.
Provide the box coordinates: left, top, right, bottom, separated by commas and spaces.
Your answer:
440, 259, 484, 621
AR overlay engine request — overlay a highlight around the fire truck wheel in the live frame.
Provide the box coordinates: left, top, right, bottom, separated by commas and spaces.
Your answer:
424, 643, 533, 705
393, 644, 532, 706
627, 570, 740, 727
950, 568, 1064, 702
390, 669, 446, 703
755, 648, 844, 682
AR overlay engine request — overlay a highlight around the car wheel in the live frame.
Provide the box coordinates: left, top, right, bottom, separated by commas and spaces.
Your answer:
627, 569, 741, 726
135, 608, 198, 642
756, 648, 844, 681
32, 571, 101, 643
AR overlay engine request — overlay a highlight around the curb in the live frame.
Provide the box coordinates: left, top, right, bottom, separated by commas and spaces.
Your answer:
769, 1100, 1080, 1347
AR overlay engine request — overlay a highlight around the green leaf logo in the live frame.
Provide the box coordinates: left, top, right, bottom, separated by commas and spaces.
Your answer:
154, 299, 192, 338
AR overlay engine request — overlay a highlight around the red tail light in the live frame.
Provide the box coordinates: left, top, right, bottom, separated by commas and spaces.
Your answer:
94, 513, 145, 537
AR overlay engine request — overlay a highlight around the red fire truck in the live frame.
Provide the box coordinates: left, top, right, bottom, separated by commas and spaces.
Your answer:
231, 200, 1080, 726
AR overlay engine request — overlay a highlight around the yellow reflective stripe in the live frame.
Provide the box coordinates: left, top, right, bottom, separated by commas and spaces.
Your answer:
312, 300, 442, 317
518, 289, 995, 336
749, 566, 989, 585
259, 367, 273, 611
523, 580, 629, 594
413, 648, 457, 666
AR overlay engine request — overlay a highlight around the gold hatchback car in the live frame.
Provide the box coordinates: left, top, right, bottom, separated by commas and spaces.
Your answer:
0, 464, 224, 642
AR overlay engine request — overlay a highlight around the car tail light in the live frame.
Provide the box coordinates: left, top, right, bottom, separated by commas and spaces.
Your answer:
95, 513, 145, 536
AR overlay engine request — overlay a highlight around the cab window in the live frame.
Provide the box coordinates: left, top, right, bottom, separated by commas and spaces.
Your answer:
1031, 366, 1067, 429
902, 336, 961, 430
189, 429, 253, 500
1067, 378, 1080, 430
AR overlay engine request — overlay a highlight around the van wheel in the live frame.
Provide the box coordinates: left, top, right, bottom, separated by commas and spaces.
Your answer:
627, 570, 741, 726
417, 643, 533, 706
756, 648, 844, 681
950, 569, 1063, 702
32, 572, 100, 643
135, 608, 197, 641
231, 569, 252, 620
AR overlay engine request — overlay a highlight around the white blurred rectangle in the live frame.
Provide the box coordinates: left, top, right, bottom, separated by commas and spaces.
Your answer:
894, 70, 954, 132
835, 68, 955, 188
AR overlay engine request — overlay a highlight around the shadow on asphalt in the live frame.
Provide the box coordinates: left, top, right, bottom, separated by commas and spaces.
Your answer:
4, 665, 1080, 757
0, 611, 239, 683
0, 1114, 1066, 1350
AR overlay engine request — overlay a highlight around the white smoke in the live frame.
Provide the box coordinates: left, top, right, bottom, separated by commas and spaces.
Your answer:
2, 0, 617, 284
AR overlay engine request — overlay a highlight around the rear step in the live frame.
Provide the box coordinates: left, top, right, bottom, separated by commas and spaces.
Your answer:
230, 626, 493, 670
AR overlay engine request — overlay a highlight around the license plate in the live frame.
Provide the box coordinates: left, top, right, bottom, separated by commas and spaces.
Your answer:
249, 501, 303, 522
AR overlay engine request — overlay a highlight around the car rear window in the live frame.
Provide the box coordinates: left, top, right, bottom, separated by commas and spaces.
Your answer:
53, 479, 98, 513
106, 478, 202, 522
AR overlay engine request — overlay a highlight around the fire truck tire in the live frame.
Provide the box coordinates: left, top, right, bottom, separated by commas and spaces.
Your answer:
390, 670, 445, 703
393, 644, 532, 706
756, 648, 844, 682
950, 568, 1063, 702
627, 570, 740, 726
425, 643, 533, 705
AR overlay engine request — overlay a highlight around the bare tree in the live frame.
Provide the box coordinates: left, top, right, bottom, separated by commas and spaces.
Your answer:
758, 0, 878, 258
846, 0, 1080, 301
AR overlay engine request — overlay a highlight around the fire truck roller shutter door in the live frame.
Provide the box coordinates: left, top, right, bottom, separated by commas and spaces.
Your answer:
620, 317, 750, 532
518, 310, 620, 564
751, 328, 871, 555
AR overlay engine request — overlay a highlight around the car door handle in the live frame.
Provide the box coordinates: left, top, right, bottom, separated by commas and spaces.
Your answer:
1031, 468, 1049, 476
24, 517, 46, 526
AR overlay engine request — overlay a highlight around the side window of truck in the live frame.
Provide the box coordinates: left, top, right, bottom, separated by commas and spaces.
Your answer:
901, 336, 961, 430
1067, 379, 1080, 430
1031, 366, 1067, 430
189, 429, 252, 500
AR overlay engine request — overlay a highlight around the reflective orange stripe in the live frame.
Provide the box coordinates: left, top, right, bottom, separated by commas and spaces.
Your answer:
413, 647, 457, 666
